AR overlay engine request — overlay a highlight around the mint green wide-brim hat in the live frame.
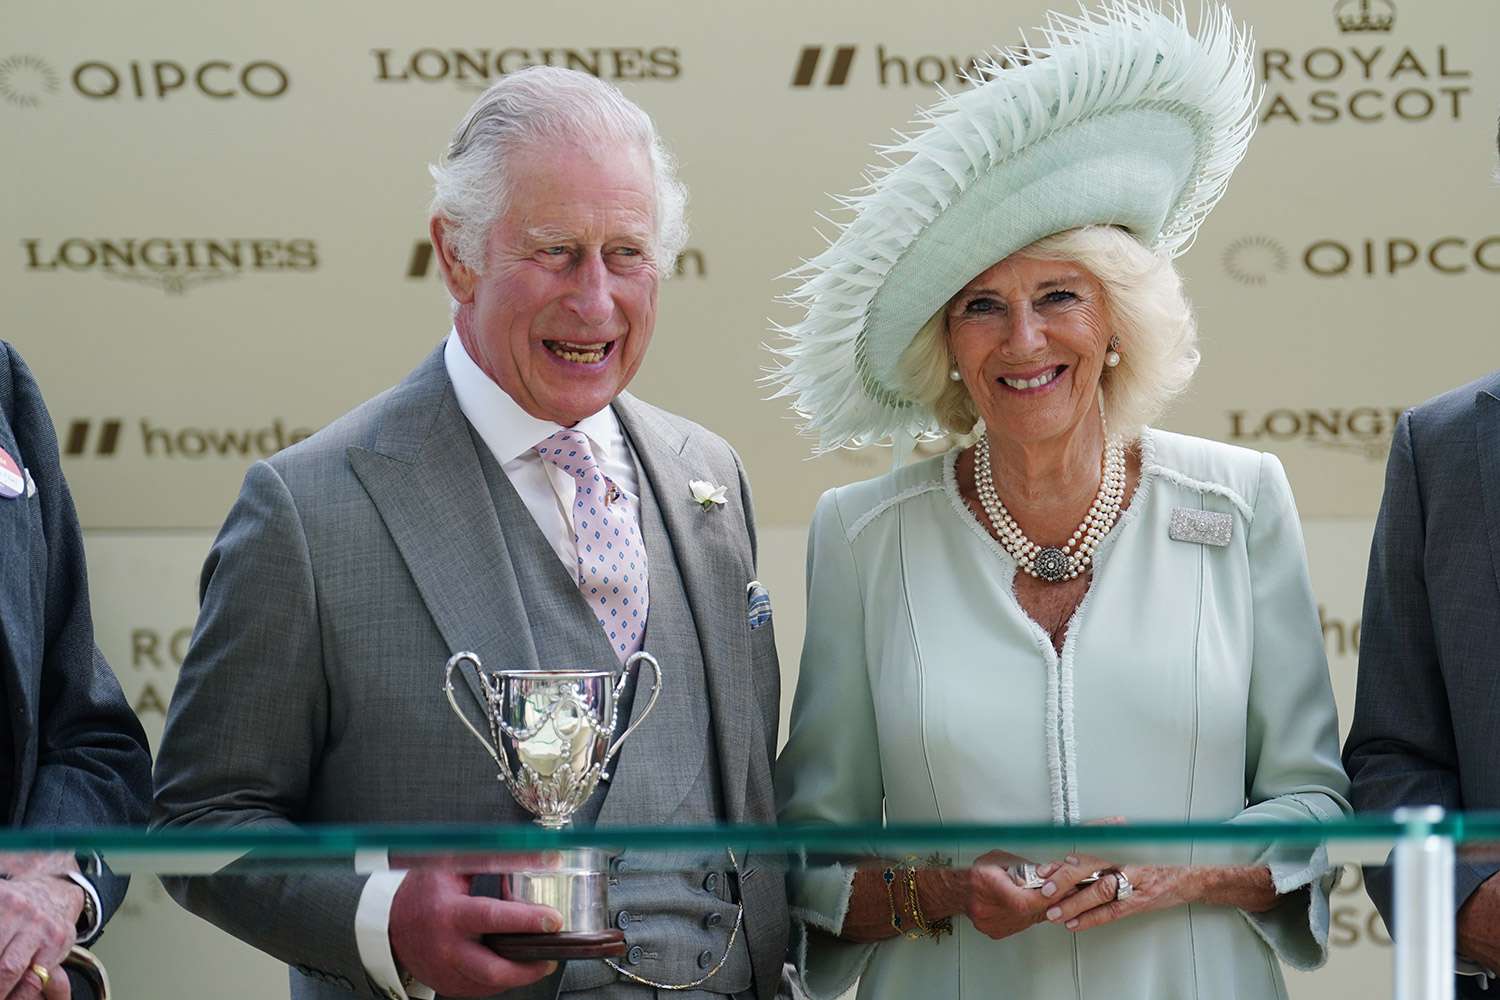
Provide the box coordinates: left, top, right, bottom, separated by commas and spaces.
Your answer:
769, 0, 1258, 452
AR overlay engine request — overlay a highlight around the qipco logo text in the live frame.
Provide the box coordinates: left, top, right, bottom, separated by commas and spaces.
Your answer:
1303, 237, 1500, 277
71, 60, 290, 100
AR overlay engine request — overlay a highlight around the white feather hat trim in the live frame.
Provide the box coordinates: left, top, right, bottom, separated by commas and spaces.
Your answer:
769, 0, 1258, 452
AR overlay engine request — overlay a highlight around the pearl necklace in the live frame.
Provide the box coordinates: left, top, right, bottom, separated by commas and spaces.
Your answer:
974, 428, 1126, 583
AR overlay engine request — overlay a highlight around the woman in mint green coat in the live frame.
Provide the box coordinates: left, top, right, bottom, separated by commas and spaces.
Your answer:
769, 3, 1351, 998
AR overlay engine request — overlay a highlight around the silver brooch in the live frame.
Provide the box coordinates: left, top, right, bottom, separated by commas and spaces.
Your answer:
1168, 508, 1232, 547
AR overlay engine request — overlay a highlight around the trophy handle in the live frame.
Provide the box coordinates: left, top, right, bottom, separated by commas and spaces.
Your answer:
602, 651, 663, 777
443, 651, 504, 769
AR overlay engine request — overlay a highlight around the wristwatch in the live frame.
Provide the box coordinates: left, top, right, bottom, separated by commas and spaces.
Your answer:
64, 855, 103, 942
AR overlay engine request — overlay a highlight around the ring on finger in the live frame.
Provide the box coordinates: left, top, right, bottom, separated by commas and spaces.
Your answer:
1112, 869, 1134, 901
30, 964, 50, 987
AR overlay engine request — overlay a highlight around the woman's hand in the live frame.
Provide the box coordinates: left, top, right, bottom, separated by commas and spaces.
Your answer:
1036, 856, 1276, 932
965, 851, 1122, 941
842, 848, 1213, 943
963, 851, 1043, 940
1035, 855, 1195, 932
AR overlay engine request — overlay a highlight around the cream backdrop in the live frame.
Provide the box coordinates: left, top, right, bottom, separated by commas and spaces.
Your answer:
3, 0, 1497, 997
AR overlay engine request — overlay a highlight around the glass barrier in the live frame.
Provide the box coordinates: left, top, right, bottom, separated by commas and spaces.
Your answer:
0, 814, 1436, 871
2, 812, 1494, 1000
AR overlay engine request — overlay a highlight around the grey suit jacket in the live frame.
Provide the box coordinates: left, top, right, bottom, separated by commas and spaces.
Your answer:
0, 341, 151, 936
1344, 370, 1500, 996
152, 344, 786, 999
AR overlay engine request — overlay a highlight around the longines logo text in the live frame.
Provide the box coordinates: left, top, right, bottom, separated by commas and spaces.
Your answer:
1259, 2, 1472, 125
1228, 407, 1403, 462
404, 240, 706, 280
789, 44, 1027, 89
23, 238, 318, 294
1224, 235, 1500, 283
372, 48, 680, 88
64, 418, 314, 460
1, 56, 290, 105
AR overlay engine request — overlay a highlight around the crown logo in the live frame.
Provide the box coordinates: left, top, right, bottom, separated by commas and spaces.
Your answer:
1335, 0, 1395, 33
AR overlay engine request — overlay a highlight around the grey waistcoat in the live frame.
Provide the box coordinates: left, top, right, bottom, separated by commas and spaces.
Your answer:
471, 430, 753, 1000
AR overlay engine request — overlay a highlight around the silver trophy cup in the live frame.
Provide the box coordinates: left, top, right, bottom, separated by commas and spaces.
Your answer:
443, 650, 662, 959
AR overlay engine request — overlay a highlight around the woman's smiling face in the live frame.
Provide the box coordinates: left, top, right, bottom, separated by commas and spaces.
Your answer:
946, 254, 1113, 447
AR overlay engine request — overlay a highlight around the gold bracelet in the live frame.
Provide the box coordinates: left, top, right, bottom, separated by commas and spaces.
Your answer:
903, 856, 954, 942
902, 859, 931, 934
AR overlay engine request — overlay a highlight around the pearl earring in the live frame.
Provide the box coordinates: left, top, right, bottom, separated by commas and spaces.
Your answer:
1105, 335, 1121, 368
949, 365, 963, 381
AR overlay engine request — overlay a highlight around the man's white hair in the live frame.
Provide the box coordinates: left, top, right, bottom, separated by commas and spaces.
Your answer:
897, 225, 1201, 441
429, 66, 689, 280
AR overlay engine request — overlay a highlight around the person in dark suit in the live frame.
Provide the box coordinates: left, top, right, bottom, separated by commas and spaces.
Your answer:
0, 340, 153, 999
1343, 368, 1500, 996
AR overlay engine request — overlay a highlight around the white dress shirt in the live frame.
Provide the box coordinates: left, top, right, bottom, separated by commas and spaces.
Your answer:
354, 330, 644, 1000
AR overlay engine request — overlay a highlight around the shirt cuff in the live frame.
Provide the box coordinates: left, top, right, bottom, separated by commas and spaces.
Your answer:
1457, 956, 1496, 985
355, 871, 435, 1000
354, 849, 390, 876
64, 869, 102, 944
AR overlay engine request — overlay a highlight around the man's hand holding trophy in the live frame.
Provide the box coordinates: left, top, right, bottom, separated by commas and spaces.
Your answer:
441, 650, 664, 960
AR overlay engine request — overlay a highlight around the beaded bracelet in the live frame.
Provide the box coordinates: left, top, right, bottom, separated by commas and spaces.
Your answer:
881, 866, 909, 936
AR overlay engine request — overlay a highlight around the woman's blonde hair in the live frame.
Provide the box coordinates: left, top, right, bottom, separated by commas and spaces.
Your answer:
896, 225, 1200, 439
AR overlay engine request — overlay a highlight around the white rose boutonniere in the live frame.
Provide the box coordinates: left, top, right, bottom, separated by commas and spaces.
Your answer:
689, 479, 729, 511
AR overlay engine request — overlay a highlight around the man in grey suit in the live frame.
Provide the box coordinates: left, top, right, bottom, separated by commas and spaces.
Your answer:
152, 67, 787, 1000
1343, 368, 1500, 995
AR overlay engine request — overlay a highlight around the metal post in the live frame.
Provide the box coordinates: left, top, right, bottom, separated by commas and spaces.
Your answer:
1393, 806, 1455, 1000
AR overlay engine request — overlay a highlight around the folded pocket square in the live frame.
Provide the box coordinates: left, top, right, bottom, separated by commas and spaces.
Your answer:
746, 580, 773, 630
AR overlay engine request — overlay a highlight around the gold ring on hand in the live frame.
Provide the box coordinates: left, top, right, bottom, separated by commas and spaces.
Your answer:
30, 963, 50, 987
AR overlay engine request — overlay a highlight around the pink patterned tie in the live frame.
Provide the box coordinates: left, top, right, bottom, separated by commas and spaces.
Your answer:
535, 428, 649, 662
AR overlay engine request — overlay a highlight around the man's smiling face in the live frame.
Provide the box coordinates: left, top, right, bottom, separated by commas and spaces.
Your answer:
453, 139, 660, 426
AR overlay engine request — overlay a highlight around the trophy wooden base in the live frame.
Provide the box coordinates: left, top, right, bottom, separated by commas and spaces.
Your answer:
484, 930, 627, 961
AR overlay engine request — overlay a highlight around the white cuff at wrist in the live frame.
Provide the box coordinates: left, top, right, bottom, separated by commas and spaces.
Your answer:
64, 870, 103, 943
